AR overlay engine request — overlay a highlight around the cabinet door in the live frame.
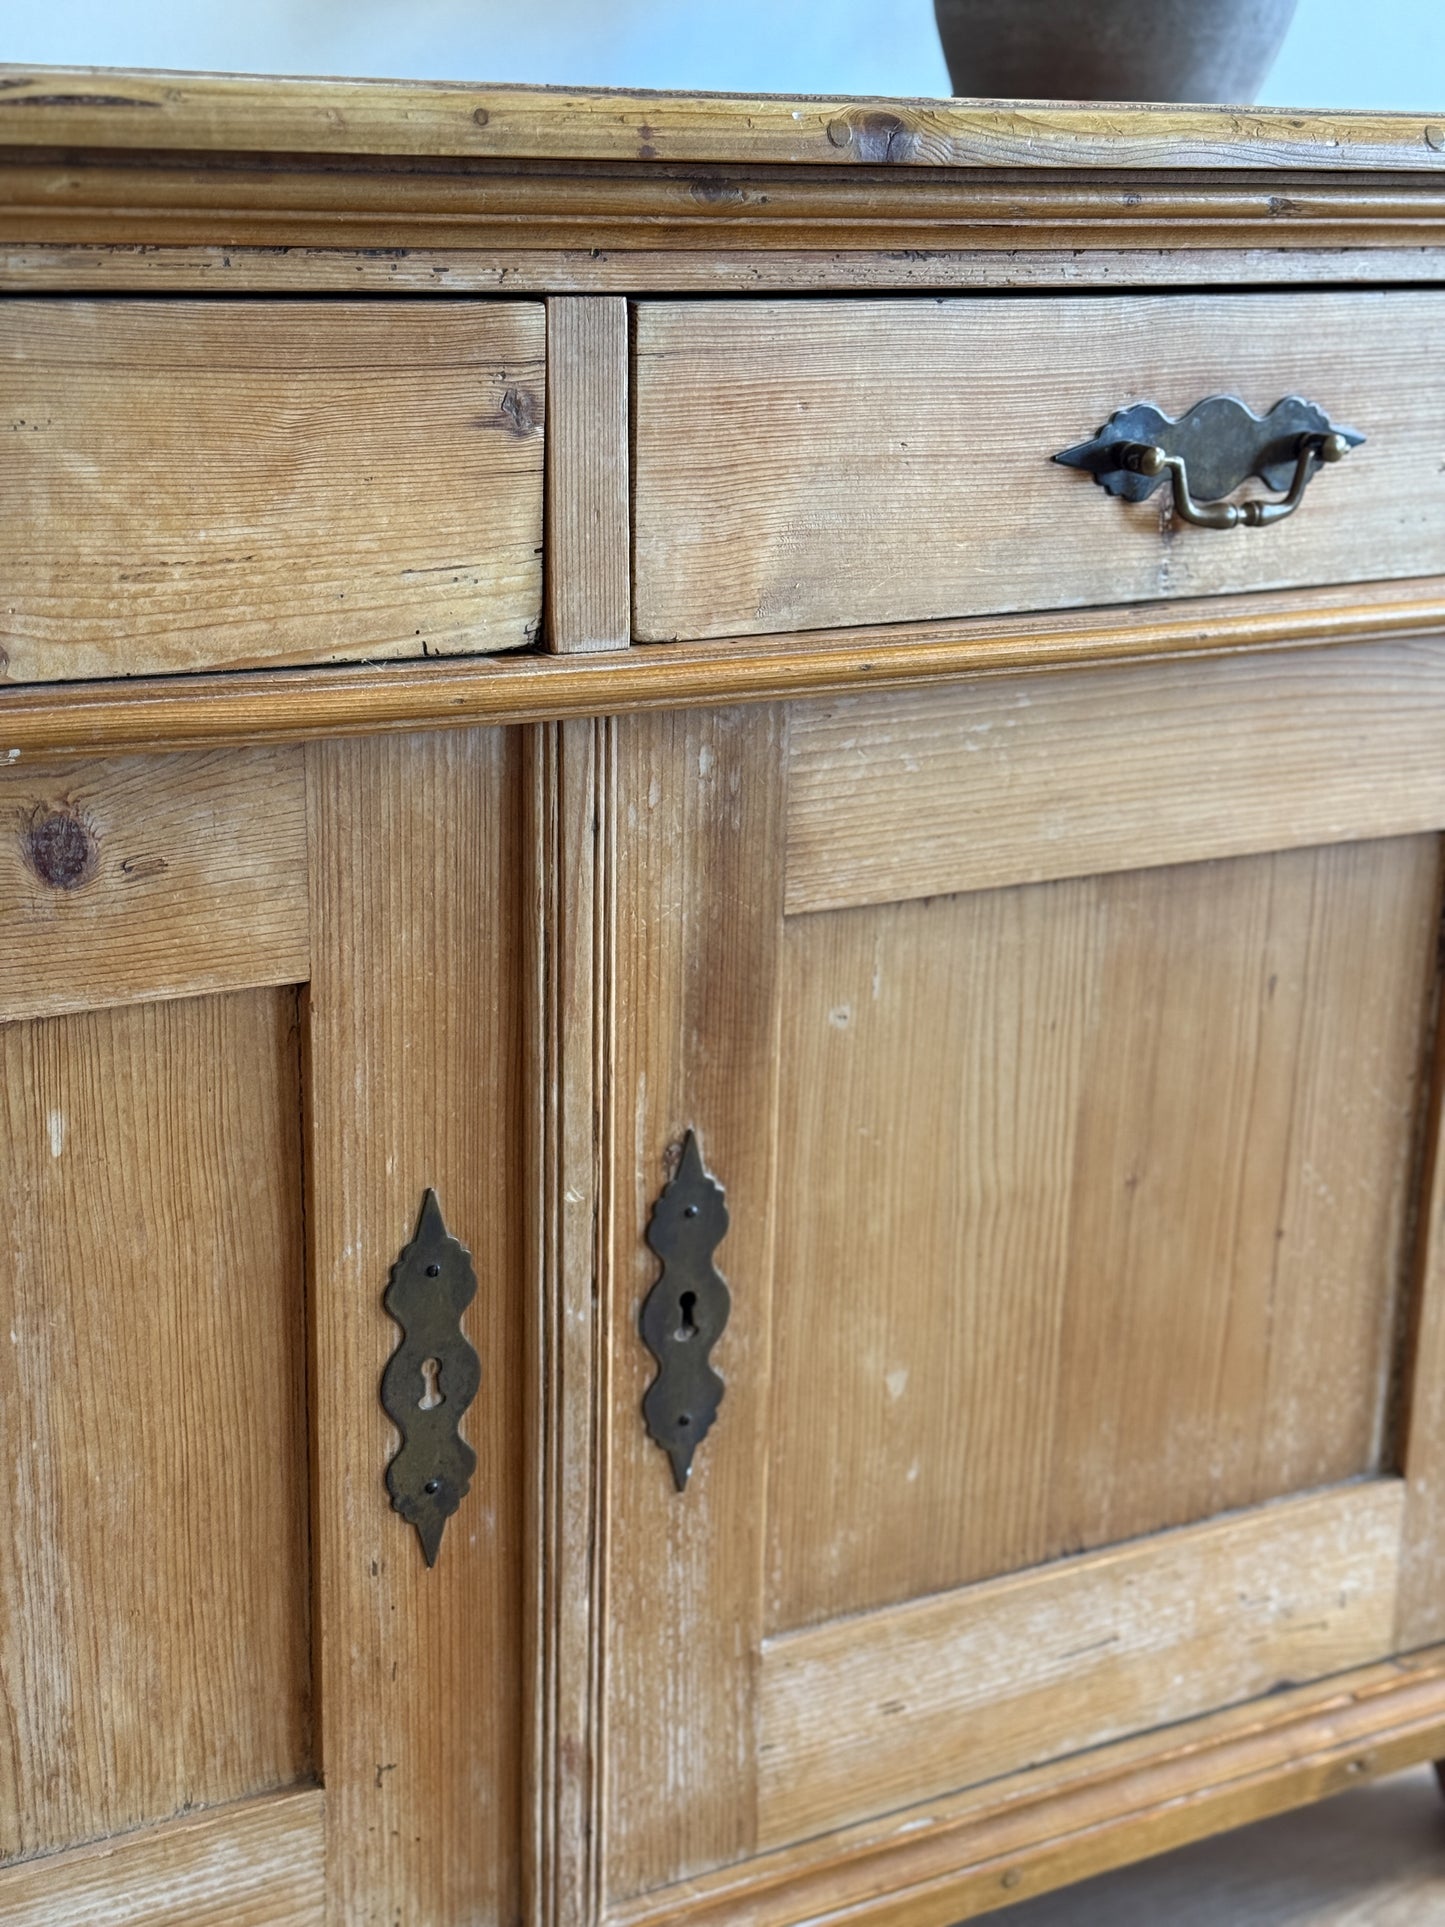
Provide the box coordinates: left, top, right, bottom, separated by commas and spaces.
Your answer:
561, 641, 1445, 1924
0, 733, 526, 1925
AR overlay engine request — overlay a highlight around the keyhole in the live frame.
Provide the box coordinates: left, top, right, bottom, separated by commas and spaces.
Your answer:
675, 1290, 698, 1342
418, 1357, 444, 1410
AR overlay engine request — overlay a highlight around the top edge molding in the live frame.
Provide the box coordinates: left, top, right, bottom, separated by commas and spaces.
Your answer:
2, 65, 1445, 173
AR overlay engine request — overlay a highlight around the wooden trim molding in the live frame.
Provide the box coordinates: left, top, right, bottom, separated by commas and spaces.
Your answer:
3, 69, 1444, 173
5, 150, 1445, 253
5, 577, 1445, 756
601, 1646, 1445, 1927
7, 243, 1445, 294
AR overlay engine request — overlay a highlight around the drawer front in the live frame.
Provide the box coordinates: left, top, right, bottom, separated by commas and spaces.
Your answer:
633, 292, 1445, 641
0, 300, 544, 682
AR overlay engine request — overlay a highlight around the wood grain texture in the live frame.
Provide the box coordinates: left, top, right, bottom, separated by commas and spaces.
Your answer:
634, 293, 1445, 641
602, 707, 787, 1903
993, 1766, 1445, 1926
759, 1482, 1405, 1850
10, 577, 1445, 758
0, 746, 308, 1020
305, 730, 526, 1926
787, 641, 1445, 914
3, 69, 1442, 170
607, 1648, 1445, 1927
526, 718, 609, 1927
0, 1789, 324, 1927
9, 155, 1445, 255
8, 243, 1445, 295
769, 838, 1438, 1630
545, 299, 630, 654
1394, 911, 1445, 1653
0, 990, 310, 1862
0, 300, 543, 682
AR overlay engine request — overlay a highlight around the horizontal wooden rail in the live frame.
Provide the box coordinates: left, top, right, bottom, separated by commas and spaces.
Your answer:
5, 577, 1445, 755
607, 1645, 1445, 1927
2, 69, 1443, 172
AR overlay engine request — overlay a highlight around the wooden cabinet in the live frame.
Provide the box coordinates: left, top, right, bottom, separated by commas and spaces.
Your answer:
6, 66, 1445, 1927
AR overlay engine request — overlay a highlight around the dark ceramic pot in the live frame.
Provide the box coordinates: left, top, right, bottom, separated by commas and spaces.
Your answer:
933, 0, 1299, 104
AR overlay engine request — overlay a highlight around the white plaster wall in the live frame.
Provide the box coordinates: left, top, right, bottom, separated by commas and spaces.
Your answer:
0, 0, 1440, 109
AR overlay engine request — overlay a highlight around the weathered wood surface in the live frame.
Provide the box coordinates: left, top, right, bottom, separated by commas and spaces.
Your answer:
9, 577, 1445, 758
0, 746, 308, 1020
0, 990, 310, 1862
993, 1765, 1445, 1926
634, 293, 1445, 641
305, 730, 527, 1925
7, 243, 1445, 295
5, 155, 1444, 253
771, 838, 1437, 1627
759, 1483, 1405, 1848
608, 1649, 1445, 1927
0, 300, 543, 680
545, 299, 630, 654
601, 707, 788, 1903
0, 1790, 325, 1927
786, 641, 1445, 913
1, 69, 1442, 171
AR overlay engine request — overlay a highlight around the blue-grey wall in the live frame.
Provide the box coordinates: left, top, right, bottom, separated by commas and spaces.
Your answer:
2, 0, 1441, 109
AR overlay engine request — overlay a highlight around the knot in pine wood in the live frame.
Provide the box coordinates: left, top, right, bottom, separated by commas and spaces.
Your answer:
20, 803, 99, 890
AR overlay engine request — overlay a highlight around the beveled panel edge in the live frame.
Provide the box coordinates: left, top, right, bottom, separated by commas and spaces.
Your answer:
602, 1645, 1445, 1927
4, 576, 1445, 757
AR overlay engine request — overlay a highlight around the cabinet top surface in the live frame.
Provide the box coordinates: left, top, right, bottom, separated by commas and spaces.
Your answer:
3, 64, 1444, 172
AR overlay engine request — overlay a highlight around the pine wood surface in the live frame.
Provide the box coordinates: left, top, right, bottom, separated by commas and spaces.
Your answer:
545, 299, 630, 653
0, 746, 308, 1020
526, 717, 610, 1926
759, 1483, 1405, 1849
8, 243, 1445, 295
0, 1790, 325, 1927
786, 640, 1445, 914
634, 293, 1445, 642
605, 1650, 1445, 1927
0, 990, 310, 1863
3, 69, 1443, 171
8, 576, 1445, 758
992, 1765, 1445, 1925
1399, 992, 1445, 1652
8, 153, 1445, 254
601, 706, 788, 1903
304, 730, 527, 1925
7, 68, 1445, 1927
0, 299, 543, 681
770, 839, 1438, 1627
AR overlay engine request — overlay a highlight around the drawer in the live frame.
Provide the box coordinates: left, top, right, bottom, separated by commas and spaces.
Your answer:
632, 292, 1445, 641
0, 300, 544, 682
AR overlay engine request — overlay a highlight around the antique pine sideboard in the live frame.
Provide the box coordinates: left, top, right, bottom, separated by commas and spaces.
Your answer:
5, 67, 1445, 1927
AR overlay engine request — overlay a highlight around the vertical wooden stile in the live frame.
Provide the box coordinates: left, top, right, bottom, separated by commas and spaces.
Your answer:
305, 731, 526, 1924
1395, 854, 1445, 1651
602, 706, 788, 1900
545, 298, 631, 654
525, 717, 612, 1926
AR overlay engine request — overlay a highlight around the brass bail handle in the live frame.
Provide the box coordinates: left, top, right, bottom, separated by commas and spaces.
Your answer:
1119, 429, 1353, 530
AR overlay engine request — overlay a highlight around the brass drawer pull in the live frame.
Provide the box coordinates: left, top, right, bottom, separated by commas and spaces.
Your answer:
1055, 395, 1363, 531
